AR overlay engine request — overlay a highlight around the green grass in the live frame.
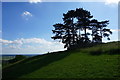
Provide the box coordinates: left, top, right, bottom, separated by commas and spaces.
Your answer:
2, 41, 120, 79
2, 55, 27, 68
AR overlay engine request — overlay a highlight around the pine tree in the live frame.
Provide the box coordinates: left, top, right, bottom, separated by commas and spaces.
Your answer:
52, 8, 112, 50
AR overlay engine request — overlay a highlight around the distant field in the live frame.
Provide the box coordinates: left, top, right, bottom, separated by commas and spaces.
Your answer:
2, 41, 120, 79
2, 56, 15, 60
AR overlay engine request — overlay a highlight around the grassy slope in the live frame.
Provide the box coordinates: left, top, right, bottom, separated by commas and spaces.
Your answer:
2, 42, 120, 79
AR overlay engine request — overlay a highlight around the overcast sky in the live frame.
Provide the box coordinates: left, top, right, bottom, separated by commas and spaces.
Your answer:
1, 0, 119, 55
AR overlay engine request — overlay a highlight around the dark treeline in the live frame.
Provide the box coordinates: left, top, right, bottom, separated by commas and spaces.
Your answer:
52, 8, 112, 50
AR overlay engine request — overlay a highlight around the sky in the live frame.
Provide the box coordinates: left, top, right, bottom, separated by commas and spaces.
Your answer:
1, 0, 119, 55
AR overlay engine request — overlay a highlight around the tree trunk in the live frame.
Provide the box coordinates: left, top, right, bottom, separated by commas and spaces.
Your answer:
84, 26, 87, 42
92, 30, 93, 42
100, 28, 102, 43
79, 29, 81, 40
72, 18, 75, 45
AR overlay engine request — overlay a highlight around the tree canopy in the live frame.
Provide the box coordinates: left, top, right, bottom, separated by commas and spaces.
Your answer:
52, 8, 112, 50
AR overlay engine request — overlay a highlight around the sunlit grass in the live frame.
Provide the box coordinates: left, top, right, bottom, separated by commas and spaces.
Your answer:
2, 41, 120, 79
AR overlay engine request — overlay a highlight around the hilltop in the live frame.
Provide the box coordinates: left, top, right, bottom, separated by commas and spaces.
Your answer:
2, 41, 120, 79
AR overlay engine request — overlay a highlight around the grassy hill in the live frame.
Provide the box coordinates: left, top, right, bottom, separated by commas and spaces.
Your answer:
2, 41, 120, 79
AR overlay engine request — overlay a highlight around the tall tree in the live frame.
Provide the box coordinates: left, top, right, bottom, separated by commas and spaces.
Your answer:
90, 19, 112, 43
52, 8, 112, 50
75, 8, 93, 43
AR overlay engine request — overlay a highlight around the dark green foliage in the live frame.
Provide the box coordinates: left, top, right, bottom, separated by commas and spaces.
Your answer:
89, 48, 103, 55
106, 48, 120, 55
52, 8, 112, 50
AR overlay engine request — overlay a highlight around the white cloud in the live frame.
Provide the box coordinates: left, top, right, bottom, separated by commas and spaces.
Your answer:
103, 39, 119, 43
104, 0, 119, 5
29, 0, 42, 3
21, 11, 33, 20
111, 29, 120, 32
1, 38, 65, 54
21, 38, 52, 45
0, 39, 13, 45
1, 0, 119, 5
22, 11, 32, 17
1, 0, 101, 2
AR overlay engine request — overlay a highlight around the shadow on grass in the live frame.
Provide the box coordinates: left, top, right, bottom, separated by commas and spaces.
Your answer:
89, 48, 103, 55
89, 48, 120, 55
2, 51, 70, 80
106, 48, 120, 55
